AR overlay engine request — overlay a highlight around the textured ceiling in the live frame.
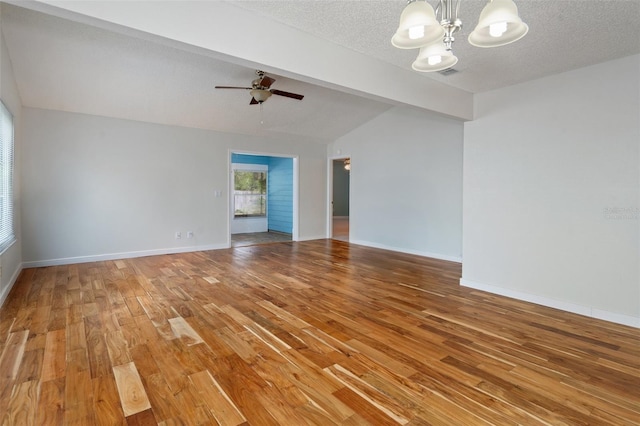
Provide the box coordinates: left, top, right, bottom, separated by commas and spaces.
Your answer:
1, 0, 639, 142
234, 0, 640, 93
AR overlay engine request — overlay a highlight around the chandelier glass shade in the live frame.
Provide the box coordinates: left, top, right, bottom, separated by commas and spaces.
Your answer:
412, 41, 459, 72
392, 0, 528, 72
391, 1, 445, 49
468, 0, 528, 47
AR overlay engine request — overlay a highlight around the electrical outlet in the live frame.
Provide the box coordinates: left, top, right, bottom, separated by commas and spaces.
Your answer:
187, 231, 194, 239
175, 232, 182, 240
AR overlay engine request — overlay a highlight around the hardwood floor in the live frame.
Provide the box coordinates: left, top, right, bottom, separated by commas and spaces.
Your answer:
332, 217, 349, 242
1, 240, 639, 425
231, 232, 292, 248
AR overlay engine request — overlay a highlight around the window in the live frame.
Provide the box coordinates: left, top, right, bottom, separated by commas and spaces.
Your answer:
233, 169, 267, 218
0, 100, 15, 253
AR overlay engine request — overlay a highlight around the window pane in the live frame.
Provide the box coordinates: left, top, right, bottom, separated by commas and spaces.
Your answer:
234, 194, 266, 216
234, 170, 266, 217
0, 100, 15, 253
234, 171, 266, 193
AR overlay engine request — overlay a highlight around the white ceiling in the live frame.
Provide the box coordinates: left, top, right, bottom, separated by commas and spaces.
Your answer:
1, 1, 639, 143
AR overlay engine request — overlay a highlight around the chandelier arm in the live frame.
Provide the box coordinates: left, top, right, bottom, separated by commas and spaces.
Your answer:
455, 0, 461, 20
444, 0, 453, 20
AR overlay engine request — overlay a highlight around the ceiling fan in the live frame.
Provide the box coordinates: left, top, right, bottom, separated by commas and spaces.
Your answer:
215, 70, 304, 105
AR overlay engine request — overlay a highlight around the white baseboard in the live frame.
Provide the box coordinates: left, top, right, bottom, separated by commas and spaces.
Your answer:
19, 236, 352, 268
0, 263, 24, 308
350, 239, 462, 263
297, 235, 327, 242
460, 278, 640, 329
22, 243, 230, 268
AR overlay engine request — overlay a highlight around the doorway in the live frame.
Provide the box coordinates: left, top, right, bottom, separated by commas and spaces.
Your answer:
229, 152, 298, 247
331, 158, 350, 241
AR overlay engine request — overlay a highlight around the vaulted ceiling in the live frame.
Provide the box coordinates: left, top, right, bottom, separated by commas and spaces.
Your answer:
2, 1, 639, 143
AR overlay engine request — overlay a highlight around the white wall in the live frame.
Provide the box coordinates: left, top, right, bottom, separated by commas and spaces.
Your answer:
0, 17, 23, 306
462, 54, 640, 327
21, 108, 327, 265
329, 106, 463, 262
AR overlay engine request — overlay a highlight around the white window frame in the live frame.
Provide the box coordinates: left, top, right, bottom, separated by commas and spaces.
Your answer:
0, 100, 15, 254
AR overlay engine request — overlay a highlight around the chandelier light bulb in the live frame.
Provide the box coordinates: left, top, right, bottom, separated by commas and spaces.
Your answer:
489, 21, 508, 37
428, 55, 442, 66
409, 25, 425, 40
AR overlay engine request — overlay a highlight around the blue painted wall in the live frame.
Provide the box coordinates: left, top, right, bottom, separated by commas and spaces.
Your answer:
267, 157, 293, 234
231, 154, 293, 234
231, 153, 270, 165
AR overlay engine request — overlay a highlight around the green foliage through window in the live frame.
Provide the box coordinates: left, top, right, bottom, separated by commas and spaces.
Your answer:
234, 170, 267, 217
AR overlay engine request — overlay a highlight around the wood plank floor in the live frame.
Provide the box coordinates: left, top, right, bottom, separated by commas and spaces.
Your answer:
1, 240, 639, 425
230, 232, 292, 248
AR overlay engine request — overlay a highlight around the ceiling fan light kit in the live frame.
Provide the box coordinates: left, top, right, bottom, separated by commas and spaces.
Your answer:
249, 89, 272, 103
392, 0, 528, 72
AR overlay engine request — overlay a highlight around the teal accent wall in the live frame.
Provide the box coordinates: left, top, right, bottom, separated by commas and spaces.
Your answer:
231, 153, 293, 234
267, 157, 293, 234
231, 153, 270, 165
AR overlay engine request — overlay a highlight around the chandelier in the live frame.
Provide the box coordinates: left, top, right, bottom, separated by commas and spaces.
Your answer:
391, 0, 528, 72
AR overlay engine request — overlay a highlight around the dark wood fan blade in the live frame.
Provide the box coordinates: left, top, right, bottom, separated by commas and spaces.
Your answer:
271, 89, 304, 100
250, 97, 259, 105
215, 86, 252, 89
259, 76, 276, 88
